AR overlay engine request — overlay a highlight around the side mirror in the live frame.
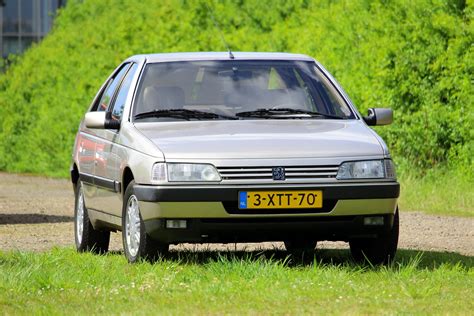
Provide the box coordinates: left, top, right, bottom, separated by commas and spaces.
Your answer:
363, 108, 393, 126
84, 112, 120, 130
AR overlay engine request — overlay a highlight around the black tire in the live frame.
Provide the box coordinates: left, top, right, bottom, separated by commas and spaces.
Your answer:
349, 208, 399, 265
284, 240, 317, 253
122, 180, 168, 263
74, 181, 110, 254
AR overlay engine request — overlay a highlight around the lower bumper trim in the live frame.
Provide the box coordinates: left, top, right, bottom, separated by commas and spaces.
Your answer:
144, 214, 394, 244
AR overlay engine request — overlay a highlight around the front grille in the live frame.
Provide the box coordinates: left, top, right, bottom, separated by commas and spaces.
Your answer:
217, 165, 339, 183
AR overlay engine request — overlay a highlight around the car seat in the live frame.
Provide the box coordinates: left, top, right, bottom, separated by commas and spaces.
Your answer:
142, 86, 185, 112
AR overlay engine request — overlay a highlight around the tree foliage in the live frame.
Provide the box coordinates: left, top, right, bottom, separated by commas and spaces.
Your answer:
0, 0, 472, 177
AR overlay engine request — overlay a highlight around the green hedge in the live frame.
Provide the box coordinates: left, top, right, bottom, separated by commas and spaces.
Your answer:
0, 0, 472, 178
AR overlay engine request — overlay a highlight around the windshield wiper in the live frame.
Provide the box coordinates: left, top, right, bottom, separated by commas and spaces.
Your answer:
134, 109, 238, 121
235, 108, 344, 119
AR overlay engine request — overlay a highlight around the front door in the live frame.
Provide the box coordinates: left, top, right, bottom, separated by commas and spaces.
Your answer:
84, 63, 131, 213
93, 63, 139, 218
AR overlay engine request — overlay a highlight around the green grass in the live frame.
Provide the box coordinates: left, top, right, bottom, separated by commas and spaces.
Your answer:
398, 169, 473, 217
1, 248, 472, 315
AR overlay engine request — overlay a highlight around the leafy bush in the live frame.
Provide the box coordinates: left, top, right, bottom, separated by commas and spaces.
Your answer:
0, 0, 472, 178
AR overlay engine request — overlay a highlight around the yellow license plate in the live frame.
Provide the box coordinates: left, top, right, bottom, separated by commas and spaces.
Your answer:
238, 191, 323, 209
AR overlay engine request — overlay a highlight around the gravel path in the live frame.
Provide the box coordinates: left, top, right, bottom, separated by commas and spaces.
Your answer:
0, 172, 472, 255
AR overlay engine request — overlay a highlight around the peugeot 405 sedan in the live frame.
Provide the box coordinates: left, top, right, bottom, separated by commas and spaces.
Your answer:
71, 52, 399, 264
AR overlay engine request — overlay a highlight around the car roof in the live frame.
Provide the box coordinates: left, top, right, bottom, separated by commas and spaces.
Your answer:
125, 52, 315, 63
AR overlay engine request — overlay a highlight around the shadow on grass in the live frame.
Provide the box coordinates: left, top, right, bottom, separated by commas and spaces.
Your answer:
109, 247, 473, 269
395, 249, 473, 269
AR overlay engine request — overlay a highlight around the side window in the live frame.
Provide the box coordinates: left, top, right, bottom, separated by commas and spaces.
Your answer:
109, 63, 139, 120
95, 63, 131, 112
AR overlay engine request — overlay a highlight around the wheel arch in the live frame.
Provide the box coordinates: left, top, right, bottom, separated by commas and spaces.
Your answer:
122, 166, 135, 195
71, 163, 79, 189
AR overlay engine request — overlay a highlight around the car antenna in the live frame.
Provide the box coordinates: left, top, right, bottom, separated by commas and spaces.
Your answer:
205, 2, 234, 59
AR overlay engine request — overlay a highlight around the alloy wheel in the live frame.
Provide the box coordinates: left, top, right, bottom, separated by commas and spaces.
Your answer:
125, 195, 141, 257
75, 187, 84, 244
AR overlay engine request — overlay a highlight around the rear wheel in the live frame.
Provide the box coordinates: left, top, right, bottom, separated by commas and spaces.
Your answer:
122, 180, 168, 263
284, 240, 317, 253
74, 181, 110, 254
349, 209, 399, 265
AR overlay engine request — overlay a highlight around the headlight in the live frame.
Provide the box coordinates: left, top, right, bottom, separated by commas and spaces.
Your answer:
336, 159, 396, 180
151, 163, 221, 183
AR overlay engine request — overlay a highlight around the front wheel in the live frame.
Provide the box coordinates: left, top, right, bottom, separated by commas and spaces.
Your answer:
349, 209, 399, 265
74, 181, 110, 254
122, 180, 168, 263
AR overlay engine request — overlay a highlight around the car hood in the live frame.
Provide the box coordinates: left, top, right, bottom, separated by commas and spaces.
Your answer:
134, 120, 383, 160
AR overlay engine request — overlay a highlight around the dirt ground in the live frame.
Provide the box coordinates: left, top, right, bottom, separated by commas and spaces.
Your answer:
0, 172, 472, 255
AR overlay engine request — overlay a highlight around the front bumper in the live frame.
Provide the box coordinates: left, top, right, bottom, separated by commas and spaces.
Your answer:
134, 182, 399, 219
134, 182, 399, 243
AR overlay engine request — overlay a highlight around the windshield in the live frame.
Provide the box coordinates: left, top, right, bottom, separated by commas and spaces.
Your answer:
132, 60, 355, 121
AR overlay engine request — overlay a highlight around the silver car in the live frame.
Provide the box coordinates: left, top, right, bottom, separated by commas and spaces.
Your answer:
71, 52, 399, 264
